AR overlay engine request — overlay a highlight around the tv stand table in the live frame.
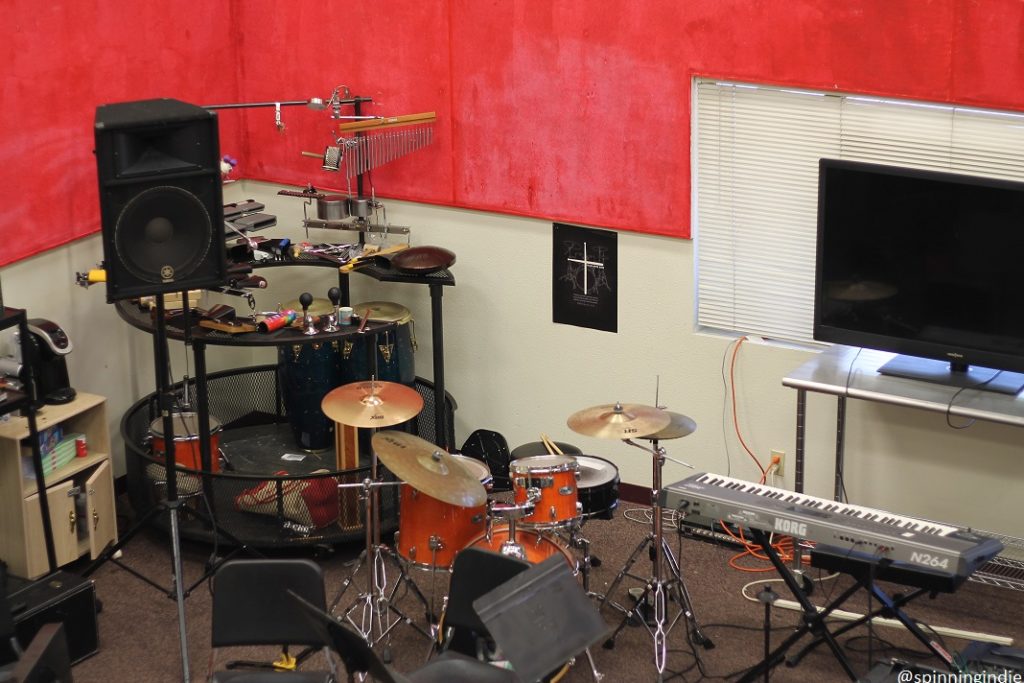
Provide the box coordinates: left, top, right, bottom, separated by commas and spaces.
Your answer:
783, 345, 1024, 500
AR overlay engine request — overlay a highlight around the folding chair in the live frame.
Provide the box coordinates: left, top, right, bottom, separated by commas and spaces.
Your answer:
209, 558, 336, 682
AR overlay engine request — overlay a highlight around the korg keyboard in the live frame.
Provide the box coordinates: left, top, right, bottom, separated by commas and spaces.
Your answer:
660, 472, 1002, 580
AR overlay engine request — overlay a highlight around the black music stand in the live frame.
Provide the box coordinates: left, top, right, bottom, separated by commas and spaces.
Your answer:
474, 554, 609, 683
736, 533, 958, 682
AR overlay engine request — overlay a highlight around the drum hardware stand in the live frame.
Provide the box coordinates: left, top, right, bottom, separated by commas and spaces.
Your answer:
598, 438, 714, 680
331, 472, 433, 656
485, 489, 541, 560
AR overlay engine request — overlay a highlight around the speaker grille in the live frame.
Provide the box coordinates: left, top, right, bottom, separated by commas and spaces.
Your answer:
114, 185, 213, 284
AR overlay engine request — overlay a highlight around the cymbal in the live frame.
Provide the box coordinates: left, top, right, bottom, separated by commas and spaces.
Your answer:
321, 380, 423, 428
567, 402, 671, 440
372, 431, 487, 507
642, 411, 697, 440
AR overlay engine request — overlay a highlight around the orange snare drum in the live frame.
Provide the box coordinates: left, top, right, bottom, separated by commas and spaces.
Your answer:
397, 455, 491, 569
511, 455, 581, 528
465, 526, 576, 571
149, 413, 223, 473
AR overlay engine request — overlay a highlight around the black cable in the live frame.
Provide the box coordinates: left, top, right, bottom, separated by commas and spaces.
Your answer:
835, 346, 863, 505
720, 337, 743, 478
842, 634, 933, 661
944, 370, 1001, 429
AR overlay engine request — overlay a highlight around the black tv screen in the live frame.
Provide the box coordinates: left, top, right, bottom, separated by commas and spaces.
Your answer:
814, 159, 1024, 393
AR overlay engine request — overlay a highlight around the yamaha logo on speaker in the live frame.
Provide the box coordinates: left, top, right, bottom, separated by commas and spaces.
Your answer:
161, 265, 175, 281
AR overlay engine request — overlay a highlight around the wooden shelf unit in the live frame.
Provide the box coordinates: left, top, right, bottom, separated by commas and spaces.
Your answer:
0, 392, 117, 578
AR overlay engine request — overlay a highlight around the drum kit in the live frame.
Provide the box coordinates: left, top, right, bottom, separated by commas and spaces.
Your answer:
316, 382, 710, 678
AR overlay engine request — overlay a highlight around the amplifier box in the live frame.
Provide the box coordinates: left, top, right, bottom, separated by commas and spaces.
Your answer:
6, 571, 99, 664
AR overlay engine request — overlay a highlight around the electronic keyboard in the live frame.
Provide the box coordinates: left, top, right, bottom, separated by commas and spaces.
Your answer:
661, 472, 1003, 580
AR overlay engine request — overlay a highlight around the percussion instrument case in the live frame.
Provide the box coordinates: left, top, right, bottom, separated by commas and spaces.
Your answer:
3, 570, 99, 664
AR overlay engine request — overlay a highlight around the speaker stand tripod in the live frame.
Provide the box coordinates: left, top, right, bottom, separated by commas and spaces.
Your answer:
599, 438, 714, 680
82, 294, 259, 683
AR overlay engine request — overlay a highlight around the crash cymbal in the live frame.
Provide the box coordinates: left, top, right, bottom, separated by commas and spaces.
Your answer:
321, 380, 423, 428
642, 411, 697, 440
567, 402, 671, 440
372, 431, 487, 507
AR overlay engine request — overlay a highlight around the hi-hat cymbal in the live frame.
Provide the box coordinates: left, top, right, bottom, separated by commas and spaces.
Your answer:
567, 402, 672, 440
642, 411, 697, 440
372, 431, 487, 507
321, 381, 423, 428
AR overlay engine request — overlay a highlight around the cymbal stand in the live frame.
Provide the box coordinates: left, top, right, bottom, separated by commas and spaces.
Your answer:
598, 438, 714, 679
332, 471, 432, 654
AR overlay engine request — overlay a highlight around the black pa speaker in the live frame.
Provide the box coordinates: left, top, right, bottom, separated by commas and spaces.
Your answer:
94, 98, 226, 302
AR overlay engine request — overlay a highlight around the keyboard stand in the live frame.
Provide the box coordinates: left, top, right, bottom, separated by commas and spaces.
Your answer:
738, 532, 957, 682
788, 551, 958, 671
738, 528, 858, 682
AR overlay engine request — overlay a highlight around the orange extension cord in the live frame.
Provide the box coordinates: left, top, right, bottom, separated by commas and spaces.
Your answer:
725, 337, 800, 572
728, 337, 767, 483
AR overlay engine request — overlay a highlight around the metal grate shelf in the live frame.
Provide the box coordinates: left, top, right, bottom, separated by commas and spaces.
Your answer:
970, 531, 1024, 592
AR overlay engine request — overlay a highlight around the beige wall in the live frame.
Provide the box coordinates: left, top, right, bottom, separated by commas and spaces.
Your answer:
3, 179, 1020, 538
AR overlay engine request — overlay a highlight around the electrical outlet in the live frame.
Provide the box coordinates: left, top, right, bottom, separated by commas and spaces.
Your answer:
770, 449, 785, 476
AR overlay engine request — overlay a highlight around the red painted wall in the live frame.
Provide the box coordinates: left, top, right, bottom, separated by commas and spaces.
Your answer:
1, 0, 242, 268
233, 0, 1024, 240
6, 0, 1024, 267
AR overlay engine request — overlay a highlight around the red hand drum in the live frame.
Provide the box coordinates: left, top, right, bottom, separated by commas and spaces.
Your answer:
149, 412, 223, 473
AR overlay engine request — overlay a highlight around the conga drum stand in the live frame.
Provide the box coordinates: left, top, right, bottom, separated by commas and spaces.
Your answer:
598, 438, 714, 679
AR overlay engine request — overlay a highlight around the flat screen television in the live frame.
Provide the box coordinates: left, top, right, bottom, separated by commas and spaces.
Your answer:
814, 159, 1024, 395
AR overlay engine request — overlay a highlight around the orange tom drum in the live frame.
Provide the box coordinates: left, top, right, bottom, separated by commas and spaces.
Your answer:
465, 526, 576, 571
511, 455, 581, 528
149, 413, 223, 473
396, 455, 491, 569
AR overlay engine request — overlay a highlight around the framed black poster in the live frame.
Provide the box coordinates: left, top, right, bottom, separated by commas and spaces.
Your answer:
552, 222, 618, 332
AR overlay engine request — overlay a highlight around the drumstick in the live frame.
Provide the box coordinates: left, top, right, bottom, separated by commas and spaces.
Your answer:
540, 433, 564, 456
357, 309, 371, 333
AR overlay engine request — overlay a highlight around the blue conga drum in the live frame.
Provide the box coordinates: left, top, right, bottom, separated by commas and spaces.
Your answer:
278, 297, 343, 452
340, 301, 416, 386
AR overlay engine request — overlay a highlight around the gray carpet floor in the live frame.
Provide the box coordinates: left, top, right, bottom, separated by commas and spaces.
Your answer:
67, 500, 1024, 682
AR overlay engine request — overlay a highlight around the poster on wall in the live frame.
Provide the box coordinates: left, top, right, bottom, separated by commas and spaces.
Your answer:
552, 223, 618, 333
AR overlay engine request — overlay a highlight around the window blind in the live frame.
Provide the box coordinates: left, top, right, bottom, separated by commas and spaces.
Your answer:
694, 80, 1024, 345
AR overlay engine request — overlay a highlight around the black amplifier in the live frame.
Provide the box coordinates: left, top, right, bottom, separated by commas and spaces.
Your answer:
6, 571, 99, 664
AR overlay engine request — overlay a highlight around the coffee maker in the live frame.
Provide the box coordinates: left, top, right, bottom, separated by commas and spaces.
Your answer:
3, 319, 76, 405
